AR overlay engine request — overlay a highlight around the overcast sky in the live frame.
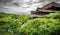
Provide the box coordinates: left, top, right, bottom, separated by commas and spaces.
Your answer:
0, 0, 60, 14
0, 0, 60, 3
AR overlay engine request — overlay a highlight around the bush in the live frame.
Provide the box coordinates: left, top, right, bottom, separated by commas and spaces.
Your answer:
19, 18, 60, 35
0, 12, 60, 35
0, 13, 30, 35
46, 12, 60, 19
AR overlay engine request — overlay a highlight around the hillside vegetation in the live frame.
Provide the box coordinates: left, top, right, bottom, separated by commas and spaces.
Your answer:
0, 12, 60, 35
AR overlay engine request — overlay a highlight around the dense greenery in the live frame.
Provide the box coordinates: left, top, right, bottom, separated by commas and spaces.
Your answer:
19, 18, 60, 35
0, 13, 30, 35
19, 12, 60, 35
0, 12, 60, 35
46, 12, 60, 19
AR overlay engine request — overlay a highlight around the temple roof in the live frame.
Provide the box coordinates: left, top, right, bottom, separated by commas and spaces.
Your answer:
42, 2, 60, 9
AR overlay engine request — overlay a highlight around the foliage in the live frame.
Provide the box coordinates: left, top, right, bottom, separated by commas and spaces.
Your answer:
19, 18, 60, 35
46, 12, 60, 19
18, 12, 60, 35
0, 12, 60, 35
0, 13, 30, 35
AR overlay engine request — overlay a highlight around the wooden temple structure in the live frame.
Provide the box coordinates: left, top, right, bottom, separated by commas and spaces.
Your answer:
31, 2, 60, 18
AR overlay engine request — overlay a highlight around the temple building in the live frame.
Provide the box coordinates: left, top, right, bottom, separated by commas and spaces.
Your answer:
31, 2, 60, 18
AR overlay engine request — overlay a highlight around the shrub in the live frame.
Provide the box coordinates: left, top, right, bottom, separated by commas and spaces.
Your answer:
46, 12, 60, 19
0, 13, 30, 35
19, 18, 60, 35
0, 12, 60, 35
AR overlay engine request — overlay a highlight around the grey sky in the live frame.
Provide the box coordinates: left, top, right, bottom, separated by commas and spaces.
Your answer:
0, 0, 60, 14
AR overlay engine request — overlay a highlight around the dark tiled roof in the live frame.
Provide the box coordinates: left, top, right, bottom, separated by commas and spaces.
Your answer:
37, 9, 55, 12
53, 3, 60, 7
42, 2, 60, 9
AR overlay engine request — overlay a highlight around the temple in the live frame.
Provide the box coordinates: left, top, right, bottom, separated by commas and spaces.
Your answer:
31, 2, 60, 18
